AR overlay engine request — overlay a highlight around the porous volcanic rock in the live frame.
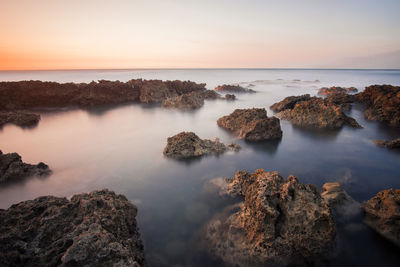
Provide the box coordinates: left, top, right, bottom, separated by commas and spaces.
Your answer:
270, 94, 311, 112
318, 86, 358, 96
215, 84, 256, 93
0, 111, 40, 128
217, 108, 282, 141
356, 84, 400, 126
205, 169, 336, 266
364, 189, 400, 247
162, 91, 205, 110
373, 138, 400, 149
275, 97, 361, 129
0, 150, 50, 184
0, 189, 146, 266
163, 132, 238, 159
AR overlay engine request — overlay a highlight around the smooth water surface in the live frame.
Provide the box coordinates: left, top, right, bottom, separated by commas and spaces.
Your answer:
0, 69, 399, 266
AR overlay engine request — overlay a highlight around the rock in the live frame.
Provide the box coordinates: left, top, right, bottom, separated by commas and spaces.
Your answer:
202, 90, 222, 100
215, 84, 256, 93
356, 84, 400, 126
224, 94, 236, 100
0, 150, 50, 184
275, 97, 362, 129
0, 189, 146, 266
227, 142, 241, 152
373, 138, 400, 149
163, 132, 238, 159
364, 189, 400, 247
162, 91, 205, 110
0, 111, 40, 128
270, 94, 311, 112
318, 87, 358, 96
205, 169, 336, 266
217, 108, 282, 141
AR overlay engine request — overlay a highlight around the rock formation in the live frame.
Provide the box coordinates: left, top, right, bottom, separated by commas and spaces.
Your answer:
318, 87, 358, 96
224, 94, 236, 100
373, 138, 400, 149
0, 111, 40, 128
217, 108, 282, 141
364, 189, 400, 247
0, 189, 146, 266
163, 132, 239, 159
270, 94, 311, 113
215, 84, 256, 93
205, 169, 336, 266
162, 91, 205, 110
0, 150, 50, 184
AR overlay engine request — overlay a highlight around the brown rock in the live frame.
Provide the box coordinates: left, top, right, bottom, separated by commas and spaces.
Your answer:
0, 189, 146, 266
205, 170, 336, 266
318, 86, 358, 97
162, 91, 205, 110
217, 108, 282, 141
224, 94, 236, 100
0, 111, 40, 128
270, 94, 311, 112
373, 138, 400, 149
215, 84, 256, 93
364, 189, 400, 247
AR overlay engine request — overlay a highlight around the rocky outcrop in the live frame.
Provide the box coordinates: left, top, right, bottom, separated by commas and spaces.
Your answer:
224, 94, 236, 100
270, 94, 311, 113
215, 84, 256, 93
0, 111, 40, 128
202, 90, 222, 100
205, 169, 336, 266
217, 108, 282, 141
373, 138, 400, 149
364, 189, 400, 247
356, 84, 400, 126
0, 189, 146, 266
163, 132, 239, 159
162, 91, 205, 110
274, 97, 362, 129
0, 150, 50, 184
318, 87, 358, 96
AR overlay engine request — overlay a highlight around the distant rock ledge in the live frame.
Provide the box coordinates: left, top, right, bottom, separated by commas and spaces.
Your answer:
215, 84, 256, 93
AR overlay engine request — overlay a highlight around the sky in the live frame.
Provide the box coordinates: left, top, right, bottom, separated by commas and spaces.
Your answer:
0, 0, 399, 70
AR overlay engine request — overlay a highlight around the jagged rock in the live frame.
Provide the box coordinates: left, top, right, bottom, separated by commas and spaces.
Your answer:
215, 84, 256, 93
162, 91, 205, 110
364, 189, 400, 247
356, 84, 400, 126
270, 94, 311, 112
0, 150, 50, 184
0, 111, 40, 128
202, 90, 222, 100
275, 97, 362, 129
217, 108, 282, 141
163, 132, 238, 159
224, 94, 236, 100
318, 87, 358, 96
0, 189, 146, 266
373, 138, 400, 149
205, 169, 336, 266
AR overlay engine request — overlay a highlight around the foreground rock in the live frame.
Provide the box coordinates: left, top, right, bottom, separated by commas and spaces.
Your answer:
163, 132, 239, 159
270, 94, 311, 112
318, 86, 358, 96
205, 169, 336, 266
273, 97, 361, 129
217, 108, 282, 141
0, 189, 146, 266
373, 138, 400, 149
0, 150, 50, 184
0, 111, 40, 128
364, 189, 400, 247
215, 84, 256, 93
357, 84, 400, 126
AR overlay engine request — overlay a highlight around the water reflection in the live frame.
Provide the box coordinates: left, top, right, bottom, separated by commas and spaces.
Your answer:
244, 138, 281, 155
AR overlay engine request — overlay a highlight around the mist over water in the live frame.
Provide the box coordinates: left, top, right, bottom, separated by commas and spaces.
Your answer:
0, 69, 399, 266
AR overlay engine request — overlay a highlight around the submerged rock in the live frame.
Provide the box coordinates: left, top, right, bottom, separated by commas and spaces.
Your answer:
224, 94, 236, 100
318, 87, 358, 96
357, 84, 400, 126
0, 189, 146, 266
0, 111, 40, 128
0, 150, 50, 184
205, 169, 336, 266
274, 97, 361, 129
215, 84, 256, 93
217, 108, 282, 141
364, 189, 400, 247
162, 91, 205, 110
373, 138, 400, 149
163, 132, 238, 159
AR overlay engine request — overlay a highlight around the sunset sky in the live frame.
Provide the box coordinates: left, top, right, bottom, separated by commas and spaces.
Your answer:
1, 0, 399, 70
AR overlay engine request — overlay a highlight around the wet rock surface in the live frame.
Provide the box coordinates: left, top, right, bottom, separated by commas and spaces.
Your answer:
364, 189, 400, 247
373, 138, 400, 149
0, 150, 50, 184
273, 96, 361, 129
270, 94, 311, 112
215, 84, 256, 93
356, 84, 400, 126
163, 132, 238, 159
205, 169, 336, 266
0, 189, 146, 267
0, 111, 40, 128
318, 86, 358, 96
162, 91, 205, 110
217, 108, 282, 141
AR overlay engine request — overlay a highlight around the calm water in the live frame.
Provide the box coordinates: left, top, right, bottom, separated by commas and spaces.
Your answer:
1, 69, 400, 266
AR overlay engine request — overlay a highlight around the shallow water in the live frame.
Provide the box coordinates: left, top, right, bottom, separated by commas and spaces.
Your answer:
0, 69, 399, 266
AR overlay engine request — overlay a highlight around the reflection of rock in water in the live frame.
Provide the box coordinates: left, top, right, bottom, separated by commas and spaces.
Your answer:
244, 138, 281, 155
291, 124, 342, 141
